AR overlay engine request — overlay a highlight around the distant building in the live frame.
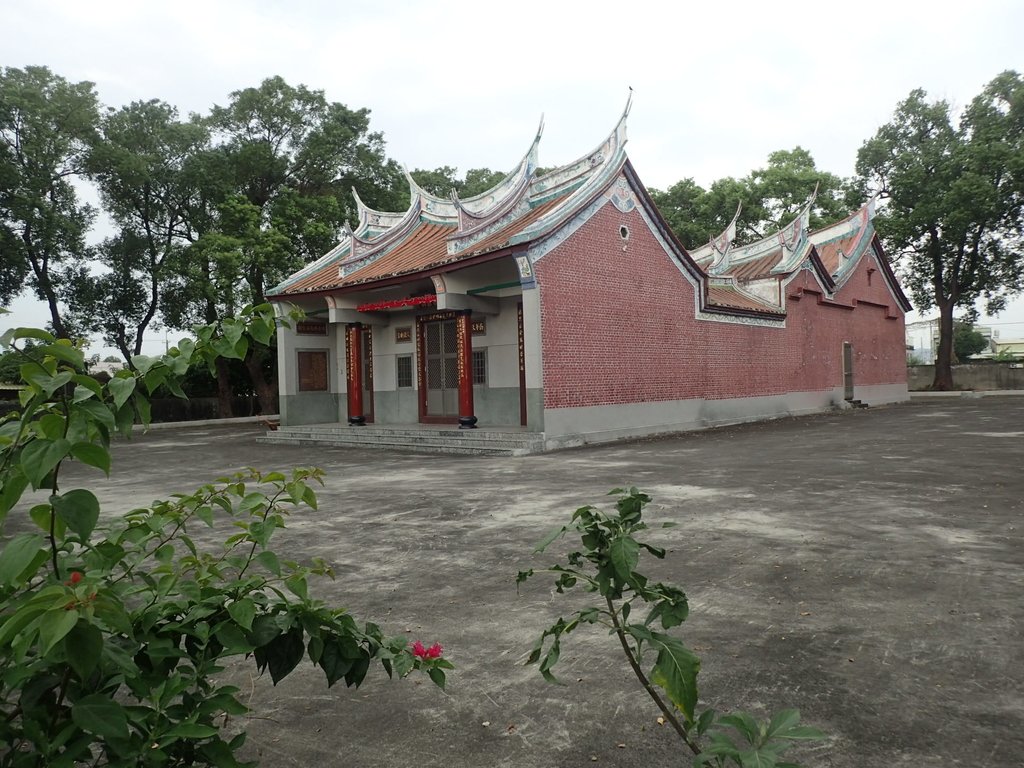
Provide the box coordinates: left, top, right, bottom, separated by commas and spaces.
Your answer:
90, 360, 125, 377
974, 338, 1024, 360
267, 105, 910, 450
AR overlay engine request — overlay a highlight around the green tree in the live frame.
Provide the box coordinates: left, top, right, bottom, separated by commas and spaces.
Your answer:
410, 165, 460, 197
462, 167, 506, 197
69, 100, 208, 366
744, 147, 853, 239
648, 177, 719, 249
953, 321, 989, 362
0, 66, 99, 338
409, 166, 505, 199
162, 76, 405, 414
857, 72, 1024, 390
649, 149, 853, 250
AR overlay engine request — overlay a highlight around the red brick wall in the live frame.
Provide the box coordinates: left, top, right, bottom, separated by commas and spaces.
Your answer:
533, 201, 906, 410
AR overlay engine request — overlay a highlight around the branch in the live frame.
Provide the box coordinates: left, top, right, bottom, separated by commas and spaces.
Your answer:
605, 595, 701, 756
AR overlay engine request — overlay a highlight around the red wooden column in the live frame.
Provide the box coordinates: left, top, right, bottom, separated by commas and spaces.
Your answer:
456, 310, 477, 429
345, 323, 366, 426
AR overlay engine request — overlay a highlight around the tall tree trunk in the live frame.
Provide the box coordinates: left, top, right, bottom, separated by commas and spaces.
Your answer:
243, 345, 278, 415
215, 357, 235, 418
932, 301, 956, 390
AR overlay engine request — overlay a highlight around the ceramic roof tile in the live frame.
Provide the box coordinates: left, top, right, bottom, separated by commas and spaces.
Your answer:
728, 250, 785, 281
706, 284, 784, 314
815, 233, 860, 275
272, 199, 565, 297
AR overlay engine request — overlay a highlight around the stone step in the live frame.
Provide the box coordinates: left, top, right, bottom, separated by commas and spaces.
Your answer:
256, 426, 545, 456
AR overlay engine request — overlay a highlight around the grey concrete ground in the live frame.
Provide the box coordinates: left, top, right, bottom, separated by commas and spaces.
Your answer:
33, 399, 1024, 766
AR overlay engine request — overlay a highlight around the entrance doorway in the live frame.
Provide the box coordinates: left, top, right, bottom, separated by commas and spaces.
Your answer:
424, 318, 459, 418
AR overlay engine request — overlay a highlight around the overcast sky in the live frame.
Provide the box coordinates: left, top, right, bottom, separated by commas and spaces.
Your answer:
4, 0, 1024, 353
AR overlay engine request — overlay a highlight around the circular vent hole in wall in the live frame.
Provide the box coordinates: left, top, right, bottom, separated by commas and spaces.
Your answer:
619, 225, 630, 241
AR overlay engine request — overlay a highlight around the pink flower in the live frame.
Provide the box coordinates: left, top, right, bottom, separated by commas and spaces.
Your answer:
412, 640, 443, 659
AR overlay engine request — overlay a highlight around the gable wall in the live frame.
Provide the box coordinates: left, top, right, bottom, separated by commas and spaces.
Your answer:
532, 199, 906, 418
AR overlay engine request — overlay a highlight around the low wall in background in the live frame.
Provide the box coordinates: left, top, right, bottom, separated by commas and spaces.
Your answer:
908, 363, 1024, 391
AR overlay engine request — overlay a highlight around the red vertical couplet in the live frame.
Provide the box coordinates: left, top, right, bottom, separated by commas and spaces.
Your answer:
346, 323, 365, 425
456, 310, 477, 429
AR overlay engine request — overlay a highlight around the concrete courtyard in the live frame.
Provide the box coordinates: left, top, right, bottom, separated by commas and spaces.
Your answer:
44, 398, 1024, 766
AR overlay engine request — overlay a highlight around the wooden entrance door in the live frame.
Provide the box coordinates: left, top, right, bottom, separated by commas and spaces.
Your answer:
424, 319, 459, 418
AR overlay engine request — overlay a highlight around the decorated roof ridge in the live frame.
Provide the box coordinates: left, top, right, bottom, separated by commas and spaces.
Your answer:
770, 185, 819, 274
338, 196, 426, 276
447, 177, 534, 255
453, 114, 544, 218
689, 202, 742, 266
351, 186, 407, 236
402, 166, 459, 221
706, 187, 817, 271
694, 204, 744, 276
808, 196, 879, 287
527, 92, 631, 206
266, 238, 350, 296
808, 194, 878, 246
510, 96, 632, 247
446, 118, 543, 248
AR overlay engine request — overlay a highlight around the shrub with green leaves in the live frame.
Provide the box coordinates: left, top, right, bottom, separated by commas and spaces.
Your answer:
518, 487, 824, 767
0, 306, 448, 767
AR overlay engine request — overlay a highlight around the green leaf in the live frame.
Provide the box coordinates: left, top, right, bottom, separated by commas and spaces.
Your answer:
255, 550, 281, 575
765, 709, 801, 740
70, 442, 111, 475
738, 749, 778, 768
609, 534, 640, 582
284, 574, 308, 600
133, 391, 151, 426
428, 667, 446, 690
719, 712, 761, 745
12, 328, 55, 343
227, 598, 256, 631
52, 489, 101, 541
0, 467, 30, 517
0, 533, 45, 586
20, 437, 70, 488
649, 633, 701, 722
107, 376, 136, 410
39, 413, 66, 439
776, 725, 825, 741
533, 525, 566, 553
318, 639, 355, 687
71, 374, 103, 399
199, 737, 245, 768
344, 655, 370, 688
65, 621, 103, 680
696, 708, 717, 736
40, 608, 80, 654
72, 694, 130, 740
41, 343, 85, 368
173, 723, 219, 739
131, 354, 157, 374
28, 503, 65, 539
262, 626, 305, 684
27, 370, 74, 397
78, 400, 115, 432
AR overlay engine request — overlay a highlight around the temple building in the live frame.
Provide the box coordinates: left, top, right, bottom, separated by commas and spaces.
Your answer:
264, 101, 910, 452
